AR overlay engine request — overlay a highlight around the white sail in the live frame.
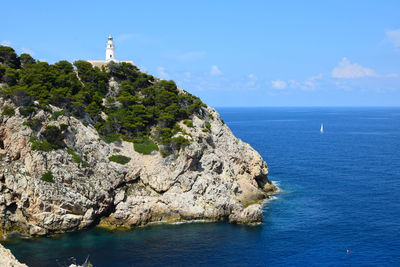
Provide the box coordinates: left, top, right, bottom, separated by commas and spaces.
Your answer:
320, 124, 324, 133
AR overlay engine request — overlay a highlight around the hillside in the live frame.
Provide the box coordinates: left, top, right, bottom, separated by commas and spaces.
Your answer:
0, 45, 276, 237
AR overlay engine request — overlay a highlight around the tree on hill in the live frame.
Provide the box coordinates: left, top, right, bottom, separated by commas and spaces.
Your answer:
0, 46, 20, 69
0, 45, 205, 153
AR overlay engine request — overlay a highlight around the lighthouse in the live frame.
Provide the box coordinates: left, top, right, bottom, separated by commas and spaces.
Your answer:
105, 35, 116, 62
88, 35, 134, 68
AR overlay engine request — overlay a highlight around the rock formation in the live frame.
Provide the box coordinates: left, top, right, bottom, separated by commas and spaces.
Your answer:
0, 97, 276, 236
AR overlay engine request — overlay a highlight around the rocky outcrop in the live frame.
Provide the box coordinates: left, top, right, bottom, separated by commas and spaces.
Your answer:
0, 244, 28, 267
0, 98, 276, 236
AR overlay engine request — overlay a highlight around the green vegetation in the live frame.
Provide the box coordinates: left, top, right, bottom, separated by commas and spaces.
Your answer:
60, 123, 68, 131
170, 136, 190, 150
109, 155, 131, 165
23, 118, 43, 131
29, 125, 64, 151
29, 136, 54, 152
19, 105, 36, 117
41, 125, 64, 149
67, 148, 89, 167
208, 113, 214, 120
205, 122, 211, 131
0, 46, 20, 69
50, 110, 64, 120
183, 119, 193, 128
1, 45, 206, 154
134, 138, 159, 154
1, 105, 14, 117
40, 171, 54, 183
102, 133, 121, 144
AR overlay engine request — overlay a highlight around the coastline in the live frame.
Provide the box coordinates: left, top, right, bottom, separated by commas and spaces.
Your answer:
0, 243, 28, 267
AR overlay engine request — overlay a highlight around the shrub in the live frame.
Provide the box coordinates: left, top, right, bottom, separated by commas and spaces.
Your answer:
40, 171, 54, 183
160, 149, 171, 158
67, 148, 89, 167
208, 113, 214, 120
50, 110, 65, 121
1, 105, 15, 117
102, 133, 121, 144
60, 123, 68, 131
202, 128, 209, 133
171, 136, 190, 151
42, 125, 64, 149
19, 105, 36, 117
29, 136, 54, 152
183, 119, 193, 128
134, 138, 159, 155
109, 155, 131, 165
23, 118, 43, 131
205, 122, 211, 131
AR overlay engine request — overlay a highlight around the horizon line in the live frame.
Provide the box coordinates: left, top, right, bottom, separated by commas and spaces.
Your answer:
213, 105, 400, 108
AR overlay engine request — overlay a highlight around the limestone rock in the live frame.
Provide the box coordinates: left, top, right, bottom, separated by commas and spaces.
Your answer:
0, 98, 276, 237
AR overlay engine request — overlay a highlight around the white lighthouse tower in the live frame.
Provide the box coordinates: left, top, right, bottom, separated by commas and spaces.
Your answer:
105, 35, 116, 62
88, 35, 133, 67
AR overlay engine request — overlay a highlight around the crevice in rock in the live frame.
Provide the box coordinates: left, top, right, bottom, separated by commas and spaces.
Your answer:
253, 173, 270, 190
93, 176, 140, 227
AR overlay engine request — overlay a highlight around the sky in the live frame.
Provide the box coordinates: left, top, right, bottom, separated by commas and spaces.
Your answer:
1, 0, 400, 107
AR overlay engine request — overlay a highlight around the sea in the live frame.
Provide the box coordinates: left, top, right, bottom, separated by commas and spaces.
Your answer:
2, 107, 400, 266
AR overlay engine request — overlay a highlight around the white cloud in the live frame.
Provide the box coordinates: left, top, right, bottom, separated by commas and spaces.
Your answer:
271, 80, 287, 89
1, 40, 11, 46
385, 29, 400, 49
302, 74, 323, 90
246, 74, 257, 87
332, 57, 376, 78
210, 65, 222, 76
21, 47, 34, 56
157, 67, 169, 79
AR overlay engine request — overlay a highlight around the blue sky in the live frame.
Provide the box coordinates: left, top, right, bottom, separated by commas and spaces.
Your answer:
2, 0, 400, 107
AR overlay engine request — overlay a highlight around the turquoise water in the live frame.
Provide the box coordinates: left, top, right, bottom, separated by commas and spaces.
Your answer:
2, 107, 400, 266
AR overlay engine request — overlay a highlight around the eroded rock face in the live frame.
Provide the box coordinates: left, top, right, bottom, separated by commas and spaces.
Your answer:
0, 98, 276, 236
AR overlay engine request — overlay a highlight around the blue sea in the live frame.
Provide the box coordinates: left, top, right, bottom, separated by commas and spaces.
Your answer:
2, 107, 400, 266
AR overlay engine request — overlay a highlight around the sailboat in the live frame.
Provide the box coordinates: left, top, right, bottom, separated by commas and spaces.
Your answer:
320, 123, 324, 133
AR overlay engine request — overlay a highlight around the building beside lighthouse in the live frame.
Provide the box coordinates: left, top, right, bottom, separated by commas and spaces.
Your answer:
88, 35, 134, 68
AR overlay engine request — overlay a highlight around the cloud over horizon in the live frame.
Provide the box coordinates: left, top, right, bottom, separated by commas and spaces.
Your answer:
271, 80, 287, 89
332, 57, 376, 78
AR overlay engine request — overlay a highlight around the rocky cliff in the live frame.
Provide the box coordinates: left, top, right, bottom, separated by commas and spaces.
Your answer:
0, 97, 276, 236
